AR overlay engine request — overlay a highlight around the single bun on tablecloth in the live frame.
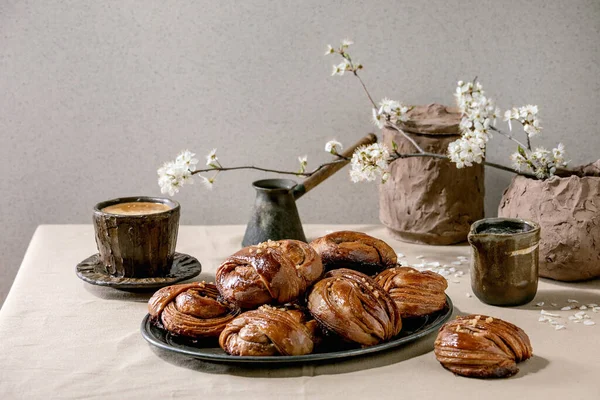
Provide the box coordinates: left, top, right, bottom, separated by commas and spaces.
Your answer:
219, 305, 320, 356
215, 239, 323, 309
148, 282, 240, 339
374, 266, 448, 318
309, 231, 397, 275
307, 268, 402, 346
434, 315, 533, 378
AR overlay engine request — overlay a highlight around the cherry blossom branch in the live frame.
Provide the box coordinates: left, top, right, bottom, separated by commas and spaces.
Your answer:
347, 60, 424, 155
330, 44, 425, 155
327, 41, 563, 182
190, 159, 348, 178
390, 151, 535, 177
348, 72, 532, 177
351, 72, 427, 155
338, 49, 377, 110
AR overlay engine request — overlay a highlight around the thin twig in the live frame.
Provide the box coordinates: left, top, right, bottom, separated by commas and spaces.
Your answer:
342, 53, 422, 154
353, 72, 378, 109
193, 152, 534, 181
393, 151, 447, 160
507, 118, 533, 151
348, 66, 423, 154
190, 159, 347, 177
490, 126, 529, 150
332, 153, 351, 161
390, 151, 536, 178
484, 160, 534, 177
385, 123, 425, 154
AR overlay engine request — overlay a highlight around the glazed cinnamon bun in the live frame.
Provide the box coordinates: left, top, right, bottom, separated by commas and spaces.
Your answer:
216, 239, 323, 309
307, 268, 402, 346
434, 315, 533, 378
310, 231, 397, 275
148, 282, 240, 338
219, 305, 319, 356
374, 266, 448, 318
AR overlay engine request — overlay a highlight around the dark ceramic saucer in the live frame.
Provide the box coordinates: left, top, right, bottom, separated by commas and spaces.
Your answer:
76, 253, 201, 290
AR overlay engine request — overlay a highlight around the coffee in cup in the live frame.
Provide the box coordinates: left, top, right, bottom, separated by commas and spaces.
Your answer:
101, 202, 172, 216
93, 196, 180, 278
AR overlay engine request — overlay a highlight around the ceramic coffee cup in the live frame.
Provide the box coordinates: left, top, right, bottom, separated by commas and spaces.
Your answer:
468, 217, 540, 306
93, 196, 180, 278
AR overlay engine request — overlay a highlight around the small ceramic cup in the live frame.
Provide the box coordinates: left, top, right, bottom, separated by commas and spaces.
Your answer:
93, 196, 180, 278
468, 217, 540, 306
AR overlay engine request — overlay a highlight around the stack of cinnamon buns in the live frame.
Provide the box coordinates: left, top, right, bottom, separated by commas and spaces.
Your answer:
148, 230, 532, 378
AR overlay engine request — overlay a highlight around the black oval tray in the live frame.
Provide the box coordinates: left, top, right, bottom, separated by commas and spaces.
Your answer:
140, 295, 453, 364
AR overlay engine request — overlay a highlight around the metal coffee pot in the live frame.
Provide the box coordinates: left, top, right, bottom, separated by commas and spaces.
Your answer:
242, 134, 377, 246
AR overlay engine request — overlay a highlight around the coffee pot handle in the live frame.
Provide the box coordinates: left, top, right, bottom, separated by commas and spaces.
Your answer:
292, 133, 378, 200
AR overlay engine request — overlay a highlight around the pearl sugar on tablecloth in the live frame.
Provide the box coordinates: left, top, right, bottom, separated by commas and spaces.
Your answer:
537, 300, 598, 330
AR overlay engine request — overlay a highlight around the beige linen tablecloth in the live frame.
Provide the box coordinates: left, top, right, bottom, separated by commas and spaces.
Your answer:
1, 225, 599, 399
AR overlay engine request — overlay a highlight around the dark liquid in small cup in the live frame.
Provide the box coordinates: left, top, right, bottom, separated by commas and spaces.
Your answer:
478, 226, 525, 235
101, 202, 171, 215
475, 220, 533, 235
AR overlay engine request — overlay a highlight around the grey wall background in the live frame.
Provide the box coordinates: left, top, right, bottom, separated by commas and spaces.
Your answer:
1, 0, 599, 306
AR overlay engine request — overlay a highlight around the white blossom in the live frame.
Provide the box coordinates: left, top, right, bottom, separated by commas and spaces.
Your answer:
524, 121, 541, 137
205, 148, 218, 167
378, 98, 410, 124
396, 105, 411, 122
160, 149, 229, 194
379, 98, 399, 114
372, 108, 385, 129
510, 151, 528, 172
381, 171, 390, 184
349, 143, 390, 183
513, 144, 569, 179
448, 141, 462, 166
462, 139, 484, 164
157, 160, 193, 196
200, 175, 214, 190
176, 150, 199, 170
455, 80, 485, 112
158, 177, 179, 196
553, 143, 566, 165
298, 155, 308, 174
325, 140, 343, 154
331, 64, 343, 76
449, 80, 498, 168
504, 109, 516, 131
504, 105, 542, 137
328, 40, 362, 77
530, 147, 550, 164
331, 60, 350, 76
448, 138, 483, 168
349, 168, 363, 183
